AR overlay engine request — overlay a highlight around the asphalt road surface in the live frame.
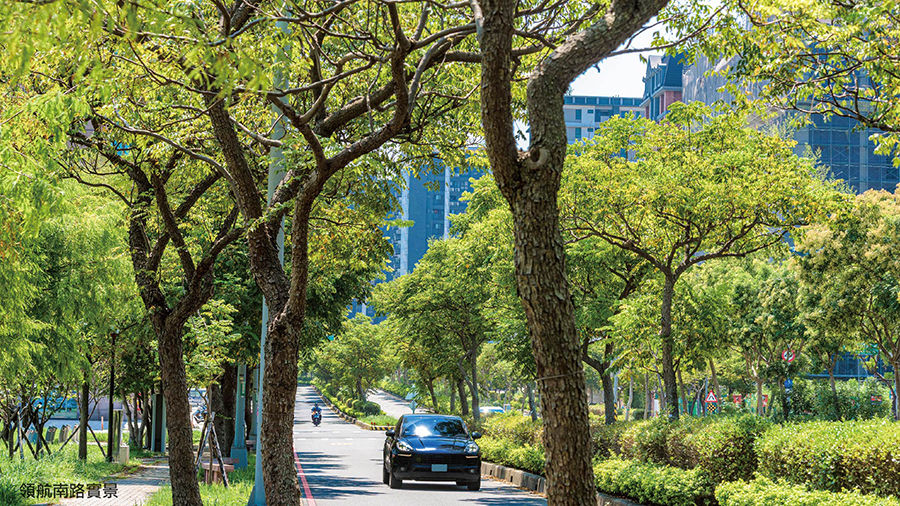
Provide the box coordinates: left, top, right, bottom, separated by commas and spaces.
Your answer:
293, 385, 547, 506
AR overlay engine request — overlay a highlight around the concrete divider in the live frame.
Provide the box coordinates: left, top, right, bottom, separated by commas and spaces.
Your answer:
480, 461, 643, 506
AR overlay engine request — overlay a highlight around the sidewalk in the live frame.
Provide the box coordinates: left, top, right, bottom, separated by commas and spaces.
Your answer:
56, 458, 169, 506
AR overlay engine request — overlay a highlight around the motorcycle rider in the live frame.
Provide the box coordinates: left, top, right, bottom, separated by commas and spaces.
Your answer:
311, 402, 322, 424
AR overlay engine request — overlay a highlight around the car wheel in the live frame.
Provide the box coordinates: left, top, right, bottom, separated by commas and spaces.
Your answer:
467, 479, 480, 491
388, 470, 403, 489
383, 466, 390, 485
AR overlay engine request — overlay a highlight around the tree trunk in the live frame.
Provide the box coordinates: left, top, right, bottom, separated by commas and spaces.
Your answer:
457, 379, 468, 416
79, 375, 89, 460
625, 379, 633, 421
142, 391, 151, 449
677, 368, 687, 417
601, 369, 616, 425
660, 275, 679, 419
756, 378, 764, 416
779, 379, 790, 421
449, 380, 456, 414
527, 382, 538, 422
426, 380, 438, 412
209, 378, 227, 456
893, 360, 900, 421
644, 373, 651, 419
221, 363, 237, 458
468, 351, 480, 423
156, 320, 203, 506
827, 355, 840, 418
709, 359, 720, 402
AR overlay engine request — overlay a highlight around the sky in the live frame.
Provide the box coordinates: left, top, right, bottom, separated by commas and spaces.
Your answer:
568, 28, 660, 99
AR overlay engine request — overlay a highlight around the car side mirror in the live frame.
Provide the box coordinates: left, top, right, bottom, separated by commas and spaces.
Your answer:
385, 430, 395, 438
471, 432, 481, 439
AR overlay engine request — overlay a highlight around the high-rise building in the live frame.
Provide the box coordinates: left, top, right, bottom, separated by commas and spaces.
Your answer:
563, 95, 643, 143
677, 55, 898, 193
349, 163, 483, 320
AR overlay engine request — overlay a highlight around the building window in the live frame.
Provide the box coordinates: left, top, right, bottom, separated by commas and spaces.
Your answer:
575, 109, 582, 121
575, 128, 582, 139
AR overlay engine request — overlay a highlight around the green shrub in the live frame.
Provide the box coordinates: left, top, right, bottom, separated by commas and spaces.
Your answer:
357, 401, 382, 416
594, 458, 714, 506
479, 436, 544, 475
756, 418, 900, 497
482, 413, 542, 447
590, 417, 635, 458
621, 418, 670, 464
628, 409, 644, 421
691, 415, 771, 483
716, 477, 900, 506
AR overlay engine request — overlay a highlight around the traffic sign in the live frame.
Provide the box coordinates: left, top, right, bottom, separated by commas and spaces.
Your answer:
782, 350, 796, 362
733, 394, 742, 404
705, 391, 718, 403
762, 394, 768, 407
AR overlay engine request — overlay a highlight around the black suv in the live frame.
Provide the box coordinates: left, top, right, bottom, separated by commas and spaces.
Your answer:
382, 414, 482, 490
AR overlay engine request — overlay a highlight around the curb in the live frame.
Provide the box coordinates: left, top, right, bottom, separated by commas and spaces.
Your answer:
480, 461, 643, 506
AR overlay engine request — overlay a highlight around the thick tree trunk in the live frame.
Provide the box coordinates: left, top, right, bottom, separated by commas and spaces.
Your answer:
527, 382, 538, 422
156, 320, 203, 506
457, 380, 468, 416
142, 391, 151, 449
601, 370, 616, 424
677, 368, 687, 417
779, 380, 790, 421
660, 276, 679, 419
79, 375, 89, 460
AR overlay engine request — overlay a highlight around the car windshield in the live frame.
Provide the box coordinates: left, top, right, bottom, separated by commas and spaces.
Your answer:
401, 417, 467, 438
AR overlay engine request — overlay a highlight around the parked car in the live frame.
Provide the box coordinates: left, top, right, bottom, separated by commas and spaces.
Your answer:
479, 406, 505, 416
383, 414, 481, 491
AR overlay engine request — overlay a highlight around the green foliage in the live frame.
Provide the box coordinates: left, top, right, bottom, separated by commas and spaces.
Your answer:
478, 436, 546, 476
593, 458, 714, 506
590, 417, 635, 459
756, 419, 900, 497
313, 316, 392, 403
715, 477, 900, 506
358, 414, 398, 426
620, 415, 771, 483
482, 413, 543, 447
146, 455, 257, 506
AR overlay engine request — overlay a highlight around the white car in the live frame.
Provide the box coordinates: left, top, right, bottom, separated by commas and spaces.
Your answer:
479, 406, 505, 416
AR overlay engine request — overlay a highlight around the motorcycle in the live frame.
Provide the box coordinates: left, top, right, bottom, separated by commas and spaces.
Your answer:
312, 411, 322, 426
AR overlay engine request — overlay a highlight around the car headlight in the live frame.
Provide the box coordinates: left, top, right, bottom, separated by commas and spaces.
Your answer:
465, 442, 479, 454
396, 440, 414, 452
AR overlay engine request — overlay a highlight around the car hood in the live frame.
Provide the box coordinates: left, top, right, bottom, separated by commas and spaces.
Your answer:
400, 436, 471, 452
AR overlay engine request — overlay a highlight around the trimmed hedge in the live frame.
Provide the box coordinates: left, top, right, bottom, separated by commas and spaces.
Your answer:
590, 416, 635, 458
482, 412, 542, 446
594, 458, 714, 506
755, 419, 900, 497
478, 436, 545, 476
618, 415, 770, 483
716, 478, 900, 506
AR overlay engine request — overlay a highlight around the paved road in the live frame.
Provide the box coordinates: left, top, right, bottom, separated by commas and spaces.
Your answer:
293, 385, 546, 506
367, 390, 415, 419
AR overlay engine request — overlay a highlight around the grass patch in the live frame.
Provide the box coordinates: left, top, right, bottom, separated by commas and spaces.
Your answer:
359, 414, 397, 426
145, 456, 256, 506
0, 441, 140, 505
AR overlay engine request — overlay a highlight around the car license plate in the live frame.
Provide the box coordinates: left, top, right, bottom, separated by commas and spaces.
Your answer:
431, 464, 448, 472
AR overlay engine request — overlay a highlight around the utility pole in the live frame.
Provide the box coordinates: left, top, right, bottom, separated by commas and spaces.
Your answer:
249, 13, 289, 504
